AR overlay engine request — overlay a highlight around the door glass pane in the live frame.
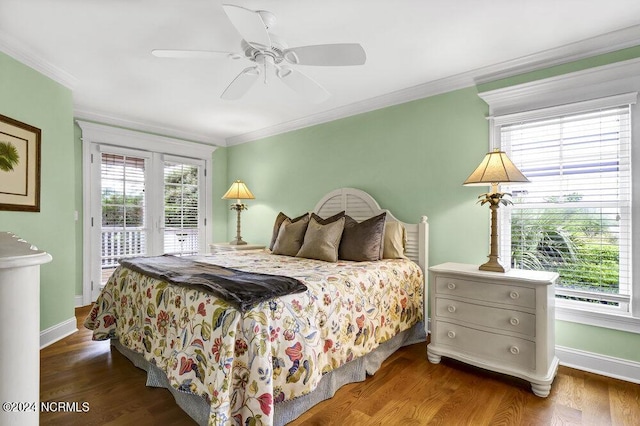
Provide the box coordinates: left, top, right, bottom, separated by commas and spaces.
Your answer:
164, 161, 199, 255
101, 153, 147, 284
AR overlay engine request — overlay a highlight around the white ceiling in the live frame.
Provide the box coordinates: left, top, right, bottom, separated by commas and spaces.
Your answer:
2, 0, 640, 146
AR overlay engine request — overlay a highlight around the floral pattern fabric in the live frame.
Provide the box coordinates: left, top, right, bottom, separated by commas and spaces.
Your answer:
85, 251, 423, 426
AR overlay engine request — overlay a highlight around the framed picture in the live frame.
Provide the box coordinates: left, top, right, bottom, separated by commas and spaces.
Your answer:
0, 113, 41, 212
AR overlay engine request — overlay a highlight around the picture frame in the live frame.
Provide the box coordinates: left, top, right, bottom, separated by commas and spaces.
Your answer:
0, 113, 41, 212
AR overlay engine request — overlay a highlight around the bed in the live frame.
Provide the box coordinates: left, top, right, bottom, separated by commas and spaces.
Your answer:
85, 188, 429, 425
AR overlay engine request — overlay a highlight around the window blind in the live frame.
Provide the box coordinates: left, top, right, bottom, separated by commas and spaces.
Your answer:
100, 153, 147, 277
164, 161, 200, 256
501, 106, 631, 309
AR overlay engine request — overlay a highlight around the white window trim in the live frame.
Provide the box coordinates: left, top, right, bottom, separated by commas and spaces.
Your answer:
77, 121, 216, 306
478, 57, 640, 334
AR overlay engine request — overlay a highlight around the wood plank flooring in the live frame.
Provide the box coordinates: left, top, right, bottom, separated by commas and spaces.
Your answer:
40, 306, 640, 425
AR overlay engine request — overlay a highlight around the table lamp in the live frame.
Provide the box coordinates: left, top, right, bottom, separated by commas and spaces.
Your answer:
463, 149, 529, 272
222, 180, 255, 245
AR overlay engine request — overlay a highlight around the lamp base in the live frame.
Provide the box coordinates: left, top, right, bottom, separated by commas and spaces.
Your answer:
479, 256, 509, 273
228, 239, 248, 246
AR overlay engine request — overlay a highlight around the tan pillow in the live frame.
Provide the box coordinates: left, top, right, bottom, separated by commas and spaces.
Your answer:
310, 211, 345, 225
296, 216, 345, 262
383, 221, 407, 259
269, 212, 309, 251
338, 212, 386, 261
272, 216, 309, 256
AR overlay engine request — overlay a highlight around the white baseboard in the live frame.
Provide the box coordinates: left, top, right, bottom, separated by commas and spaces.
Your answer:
75, 295, 85, 307
556, 345, 640, 384
40, 317, 77, 349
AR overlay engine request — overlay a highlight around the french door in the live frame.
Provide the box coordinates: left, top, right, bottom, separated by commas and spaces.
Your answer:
87, 146, 207, 301
99, 151, 149, 288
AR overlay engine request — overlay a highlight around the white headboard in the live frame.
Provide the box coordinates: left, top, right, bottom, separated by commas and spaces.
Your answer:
313, 188, 428, 274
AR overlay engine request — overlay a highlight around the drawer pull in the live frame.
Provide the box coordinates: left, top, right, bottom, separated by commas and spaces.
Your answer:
447, 305, 457, 313
447, 331, 456, 339
510, 291, 520, 300
509, 346, 520, 355
510, 317, 520, 326
447, 282, 456, 290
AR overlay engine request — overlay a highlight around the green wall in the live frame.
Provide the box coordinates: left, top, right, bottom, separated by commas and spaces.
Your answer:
0, 51, 76, 330
226, 50, 640, 364
227, 88, 491, 268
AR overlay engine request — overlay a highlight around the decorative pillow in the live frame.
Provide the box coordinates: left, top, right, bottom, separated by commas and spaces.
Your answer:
269, 212, 309, 251
310, 211, 345, 225
383, 221, 407, 259
272, 216, 310, 256
338, 212, 386, 262
296, 216, 346, 262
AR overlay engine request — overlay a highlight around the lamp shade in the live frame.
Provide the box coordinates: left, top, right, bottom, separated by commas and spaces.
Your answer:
222, 180, 255, 200
463, 149, 529, 186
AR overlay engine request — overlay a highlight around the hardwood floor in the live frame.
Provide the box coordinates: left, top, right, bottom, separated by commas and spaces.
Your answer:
40, 306, 640, 425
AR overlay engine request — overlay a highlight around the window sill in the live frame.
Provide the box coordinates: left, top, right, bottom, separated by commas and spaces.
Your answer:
556, 302, 640, 334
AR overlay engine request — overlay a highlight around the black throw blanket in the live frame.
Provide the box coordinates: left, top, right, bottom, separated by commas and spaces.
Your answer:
119, 255, 307, 312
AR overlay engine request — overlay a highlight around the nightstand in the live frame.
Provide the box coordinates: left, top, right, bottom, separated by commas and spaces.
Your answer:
427, 262, 559, 397
209, 243, 266, 254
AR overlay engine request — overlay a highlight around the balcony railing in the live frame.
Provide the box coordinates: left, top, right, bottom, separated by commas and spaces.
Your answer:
100, 227, 198, 284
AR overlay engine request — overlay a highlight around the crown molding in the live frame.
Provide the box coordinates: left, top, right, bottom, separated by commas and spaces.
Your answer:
226, 72, 476, 145
0, 30, 78, 90
74, 107, 225, 147
227, 24, 640, 146
3, 20, 639, 147
474, 24, 640, 85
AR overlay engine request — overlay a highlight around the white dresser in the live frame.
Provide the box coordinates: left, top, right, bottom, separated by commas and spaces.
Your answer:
427, 262, 559, 397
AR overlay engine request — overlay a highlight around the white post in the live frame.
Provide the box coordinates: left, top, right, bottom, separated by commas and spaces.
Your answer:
0, 233, 52, 426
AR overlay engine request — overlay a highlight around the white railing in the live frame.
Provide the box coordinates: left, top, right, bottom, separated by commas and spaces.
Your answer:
101, 227, 199, 269
101, 228, 146, 268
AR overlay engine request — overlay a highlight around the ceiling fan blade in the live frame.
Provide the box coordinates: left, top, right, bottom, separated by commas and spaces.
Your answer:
276, 67, 330, 103
283, 43, 366, 66
221, 66, 260, 100
222, 4, 271, 49
152, 49, 235, 58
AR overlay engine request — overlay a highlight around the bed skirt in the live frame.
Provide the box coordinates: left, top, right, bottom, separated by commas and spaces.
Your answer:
111, 321, 426, 425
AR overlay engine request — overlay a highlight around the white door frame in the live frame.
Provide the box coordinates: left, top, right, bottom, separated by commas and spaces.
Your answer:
78, 121, 216, 306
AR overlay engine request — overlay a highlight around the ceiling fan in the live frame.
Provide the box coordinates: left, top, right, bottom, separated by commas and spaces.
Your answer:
152, 4, 366, 103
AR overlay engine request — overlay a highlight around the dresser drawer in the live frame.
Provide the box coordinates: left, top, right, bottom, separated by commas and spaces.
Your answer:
435, 297, 536, 337
435, 276, 535, 309
434, 320, 536, 371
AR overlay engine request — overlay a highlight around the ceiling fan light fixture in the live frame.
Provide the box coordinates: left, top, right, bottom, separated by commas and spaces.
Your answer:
255, 54, 275, 83
283, 50, 299, 64
256, 10, 276, 29
276, 66, 293, 79
154, 4, 367, 102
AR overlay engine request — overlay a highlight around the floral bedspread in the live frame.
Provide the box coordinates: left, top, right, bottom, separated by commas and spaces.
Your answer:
85, 251, 423, 426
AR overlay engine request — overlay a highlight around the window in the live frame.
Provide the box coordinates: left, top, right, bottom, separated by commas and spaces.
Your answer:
500, 106, 632, 313
164, 160, 201, 256
479, 58, 640, 332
